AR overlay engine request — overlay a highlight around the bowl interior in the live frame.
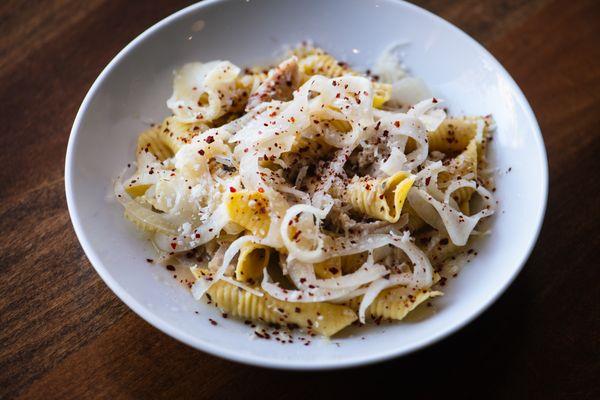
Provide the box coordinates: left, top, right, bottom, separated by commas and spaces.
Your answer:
66, 0, 547, 369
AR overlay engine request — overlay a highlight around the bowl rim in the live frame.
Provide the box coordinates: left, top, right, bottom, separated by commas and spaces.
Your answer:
65, 0, 548, 370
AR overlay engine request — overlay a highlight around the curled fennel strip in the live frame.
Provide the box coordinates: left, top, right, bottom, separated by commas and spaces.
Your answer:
408, 182, 496, 246
153, 204, 229, 252
261, 231, 433, 308
261, 265, 361, 303
379, 115, 429, 175
280, 203, 331, 262
114, 179, 178, 235
192, 235, 265, 300
359, 278, 393, 323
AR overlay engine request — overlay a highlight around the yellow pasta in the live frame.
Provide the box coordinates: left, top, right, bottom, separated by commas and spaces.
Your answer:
344, 171, 414, 223
125, 184, 151, 198
340, 253, 368, 274
403, 203, 427, 232
372, 83, 392, 109
439, 138, 478, 205
328, 119, 352, 133
346, 286, 443, 321
314, 257, 342, 279
225, 191, 271, 237
293, 47, 391, 108
158, 116, 209, 153
135, 117, 210, 162
287, 134, 331, 160
136, 126, 173, 161
430, 239, 464, 267
297, 52, 349, 78
451, 138, 478, 177
459, 199, 470, 215
426, 117, 485, 154
235, 243, 271, 283
191, 269, 357, 336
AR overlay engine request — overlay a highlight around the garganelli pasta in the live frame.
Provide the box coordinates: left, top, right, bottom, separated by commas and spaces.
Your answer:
115, 44, 497, 337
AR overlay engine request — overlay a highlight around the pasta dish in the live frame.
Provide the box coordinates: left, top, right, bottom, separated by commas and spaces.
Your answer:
115, 45, 496, 337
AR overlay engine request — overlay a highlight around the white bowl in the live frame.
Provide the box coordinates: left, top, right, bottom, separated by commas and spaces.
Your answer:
65, 0, 548, 369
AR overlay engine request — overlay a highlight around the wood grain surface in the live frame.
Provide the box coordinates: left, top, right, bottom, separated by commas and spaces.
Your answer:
1, 1, 598, 398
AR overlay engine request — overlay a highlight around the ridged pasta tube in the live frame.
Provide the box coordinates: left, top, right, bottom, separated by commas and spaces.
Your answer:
158, 116, 209, 153
136, 117, 210, 161
191, 269, 357, 336
344, 171, 415, 223
293, 47, 391, 109
235, 243, 271, 284
346, 286, 442, 321
137, 126, 173, 161
225, 191, 271, 237
281, 134, 331, 166
439, 138, 478, 205
426, 117, 485, 153
314, 257, 342, 279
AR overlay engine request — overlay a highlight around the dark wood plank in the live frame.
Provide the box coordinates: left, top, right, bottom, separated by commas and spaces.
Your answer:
1, 0, 598, 399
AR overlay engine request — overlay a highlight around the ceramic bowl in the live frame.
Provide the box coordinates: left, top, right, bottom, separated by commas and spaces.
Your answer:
66, 0, 548, 369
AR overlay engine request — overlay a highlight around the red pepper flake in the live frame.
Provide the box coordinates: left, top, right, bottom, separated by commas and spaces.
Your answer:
195, 233, 201, 239
166, 264, 175, 271
229, 187, 237, 193
425, 176, 431, 186
292, 230, 302, 240
394, 121, 400, 128
205, 136, 214, 143
222, 313, 228, 319
198, 149, 205, 155
257, 187, 265, 193
209, 318, 218, 326
170, 243, 177, 250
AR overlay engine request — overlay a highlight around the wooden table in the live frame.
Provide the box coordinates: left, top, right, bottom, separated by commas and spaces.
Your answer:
1, 1, 598, 398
